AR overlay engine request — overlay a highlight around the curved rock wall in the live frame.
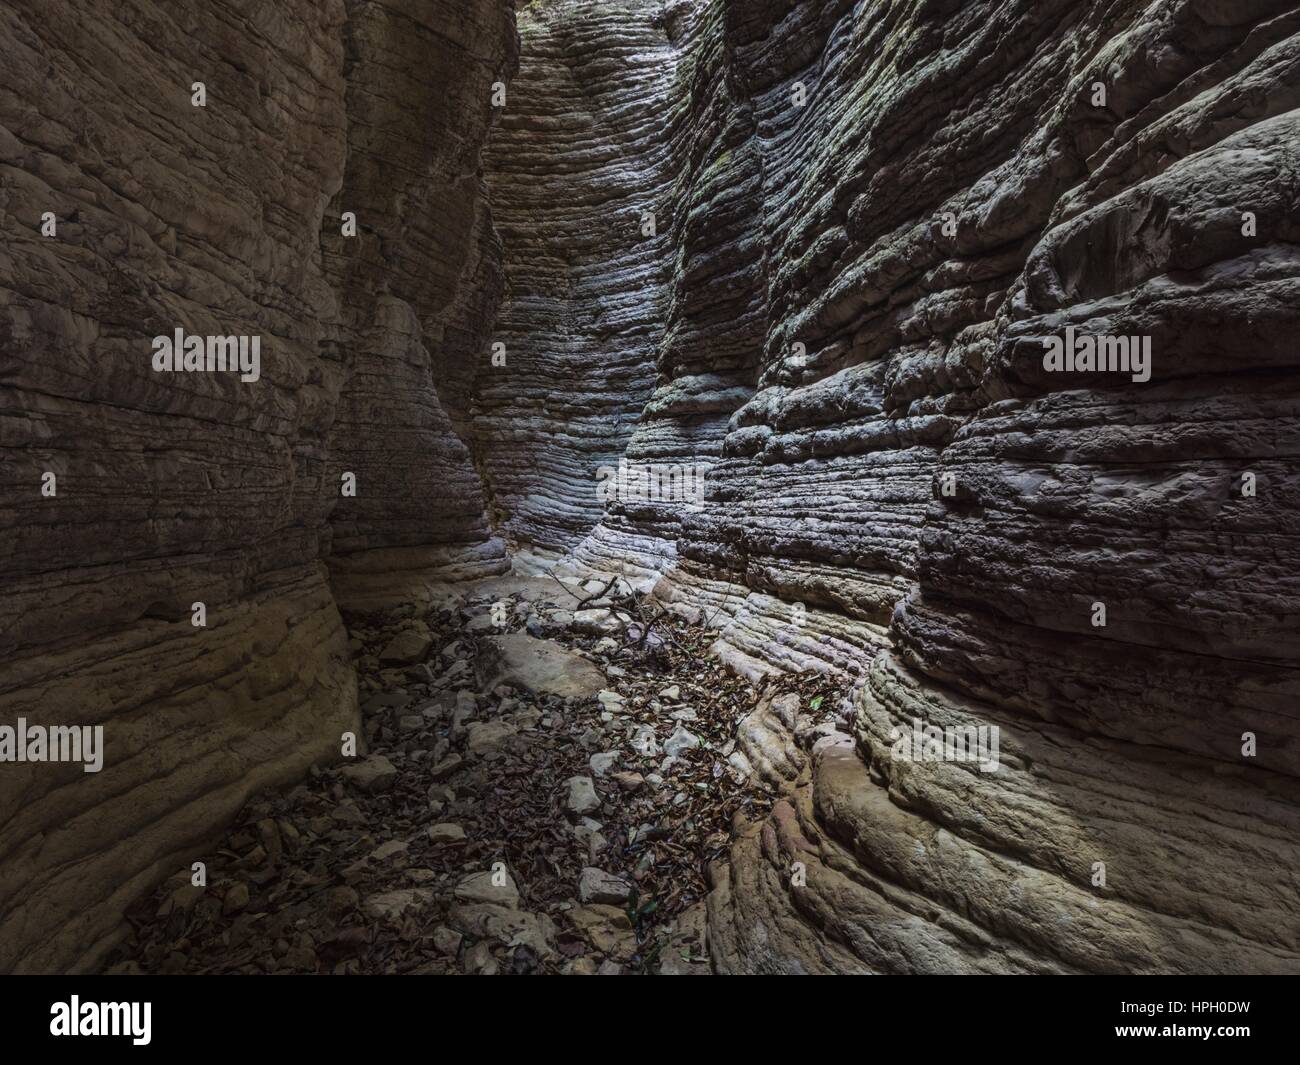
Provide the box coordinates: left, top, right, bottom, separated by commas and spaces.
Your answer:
713, 0, 1300, 973
478, 0, 694, 553
495, 0, 1300, 972
324, 0, 517, 610
0, 0, 515, 971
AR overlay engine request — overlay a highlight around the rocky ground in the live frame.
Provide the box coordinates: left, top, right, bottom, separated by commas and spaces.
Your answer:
107, 574, 848, 975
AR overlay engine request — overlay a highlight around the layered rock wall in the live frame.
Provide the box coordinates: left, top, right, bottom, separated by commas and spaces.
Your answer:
491, 0, 1300, 972
478, 0, 695, 553
0, 0, 515, 972
711, 0, 1300, 974
324, 0, 517, 609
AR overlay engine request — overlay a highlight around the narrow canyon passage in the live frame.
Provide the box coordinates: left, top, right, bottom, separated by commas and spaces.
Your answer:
2, 0, 1299, 983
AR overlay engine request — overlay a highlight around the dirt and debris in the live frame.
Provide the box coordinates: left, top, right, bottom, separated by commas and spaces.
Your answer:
107, 575, 850, 975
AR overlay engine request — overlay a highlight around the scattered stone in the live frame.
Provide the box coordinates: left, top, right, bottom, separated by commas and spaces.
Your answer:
429, 754, 463, 781
463, 940, 499, 976
454, 870, 520, 909
379, 629, 432, 666
340, 754, 398, 794
578, 867, 632, 905
114, 593, 785, 975
511, 706, 543, 730
428, 823, 466, 845
222, 883, 249, 916
368, 839, 409, 863
433, 926, 463, 957
161, 884, 204, 917
611, 771, 644, 793
326, 885, 359, 917
363, 889, 433, 922
467, 719, 518, 755
567, 904, 636, 956
572, 609, 621, 636
574, 819, 608, 862
565, 775, 601, 816
664, 725, 701, 759
589, 751, 619, 777
256, 818, 282, 863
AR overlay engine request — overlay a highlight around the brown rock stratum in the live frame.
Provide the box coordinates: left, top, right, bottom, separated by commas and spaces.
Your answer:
1, 0, 1297, 974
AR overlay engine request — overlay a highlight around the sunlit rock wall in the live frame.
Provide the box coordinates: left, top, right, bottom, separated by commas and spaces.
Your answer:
478, 0, 694, 553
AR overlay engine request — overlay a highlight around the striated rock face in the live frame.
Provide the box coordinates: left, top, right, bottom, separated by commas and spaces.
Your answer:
478, 0, 693, 554
3, 0, 1297, 978
323, 0, 517, 609
492, 0, 1300, 973
0, 0, 514, 971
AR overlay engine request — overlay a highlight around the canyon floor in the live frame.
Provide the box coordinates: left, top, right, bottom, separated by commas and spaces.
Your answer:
107, 572, 848, 975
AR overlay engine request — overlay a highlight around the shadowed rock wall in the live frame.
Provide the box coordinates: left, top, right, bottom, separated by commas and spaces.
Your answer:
0, 0, 515, 972
324, 0, 517, 610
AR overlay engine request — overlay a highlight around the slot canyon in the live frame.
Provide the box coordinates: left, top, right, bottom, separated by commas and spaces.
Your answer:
2, 0, 1298, 978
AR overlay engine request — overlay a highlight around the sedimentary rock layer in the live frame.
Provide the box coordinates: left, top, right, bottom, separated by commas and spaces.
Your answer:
323, 0, 517, 609
495, 0, 1300, 972
712, 0, 1300, 974
0, 0, 514, 971
478, 0, 694, 552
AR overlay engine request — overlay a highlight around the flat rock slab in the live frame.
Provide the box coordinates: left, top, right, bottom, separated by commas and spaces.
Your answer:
578, 867, 632, 905
475, 633, 606, 700
340, 754, 398, 794
364, 889, 434, 922
466, 719, 518, 755
379, 628, 432, 665
454, 870, 520, 909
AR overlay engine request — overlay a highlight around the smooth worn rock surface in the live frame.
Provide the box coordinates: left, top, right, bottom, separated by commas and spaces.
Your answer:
476, 633, 608, 699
